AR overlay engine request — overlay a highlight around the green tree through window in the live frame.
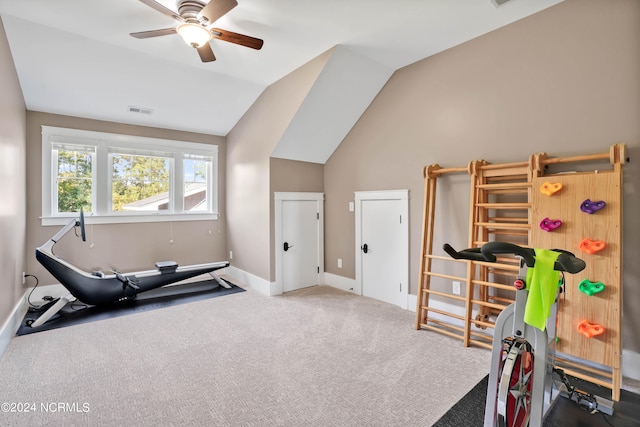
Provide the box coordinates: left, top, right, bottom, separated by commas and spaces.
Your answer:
56, 147, 94, 213
111, 154, 171, 211
43, 126, 219, 222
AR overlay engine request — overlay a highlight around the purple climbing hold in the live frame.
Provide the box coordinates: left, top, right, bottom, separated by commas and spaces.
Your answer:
580, 199, 606, 214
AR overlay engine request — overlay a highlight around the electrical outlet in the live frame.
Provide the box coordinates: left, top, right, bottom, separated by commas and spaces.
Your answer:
229, 250, 233, 260
22, 272, 26, 285
452, 281, 461, 295
338, 258, 343, 268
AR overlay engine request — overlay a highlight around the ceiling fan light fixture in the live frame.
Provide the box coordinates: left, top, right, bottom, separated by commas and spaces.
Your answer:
176, 22, 211, 48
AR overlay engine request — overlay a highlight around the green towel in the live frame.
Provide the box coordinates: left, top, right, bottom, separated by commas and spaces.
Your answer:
524, 249, 561, 331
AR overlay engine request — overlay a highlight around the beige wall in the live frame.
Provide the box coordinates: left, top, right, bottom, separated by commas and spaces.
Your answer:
25, 112, 227, 284
269, 157, 324, 275
0, 17, 26, 327
226, 49, 331, 282
324, 0, 640, 351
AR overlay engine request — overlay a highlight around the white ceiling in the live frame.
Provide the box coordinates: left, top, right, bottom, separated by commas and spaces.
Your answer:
0, 0, 563, 138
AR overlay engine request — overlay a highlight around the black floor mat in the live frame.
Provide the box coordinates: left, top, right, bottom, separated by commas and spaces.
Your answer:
433, 374, 640, 427
17, 279, 245, 336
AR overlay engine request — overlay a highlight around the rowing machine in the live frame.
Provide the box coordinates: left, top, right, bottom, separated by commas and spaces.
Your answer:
30, 210, 229, 328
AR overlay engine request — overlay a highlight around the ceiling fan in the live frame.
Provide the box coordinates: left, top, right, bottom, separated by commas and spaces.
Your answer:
130, 0, 263, 62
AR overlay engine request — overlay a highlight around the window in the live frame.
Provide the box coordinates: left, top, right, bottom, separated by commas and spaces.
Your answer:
110, 152, 171, 212
42, 126, 218, 225
53, 144, 95, 214
183, 154, 211, 212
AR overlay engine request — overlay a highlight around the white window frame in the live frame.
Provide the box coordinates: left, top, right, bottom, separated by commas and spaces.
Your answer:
42, 126, 219, 226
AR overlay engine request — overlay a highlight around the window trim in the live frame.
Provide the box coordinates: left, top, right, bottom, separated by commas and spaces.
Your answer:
41, 126, 219, 226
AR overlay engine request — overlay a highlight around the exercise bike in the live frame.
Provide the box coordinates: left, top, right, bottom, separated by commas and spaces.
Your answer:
29, 210, 230, 328
444, 242, 614, 427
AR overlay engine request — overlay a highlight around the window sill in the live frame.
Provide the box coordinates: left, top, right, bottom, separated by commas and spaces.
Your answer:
41, 213, 220, 227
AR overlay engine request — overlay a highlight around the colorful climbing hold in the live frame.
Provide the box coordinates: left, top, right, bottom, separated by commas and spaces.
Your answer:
580, 199, 606, 214
578, 320, 605, 338
539, 218, 562, 232
578, 279, 605, 296
579, 238, 606, 254
540, 182, 563, 196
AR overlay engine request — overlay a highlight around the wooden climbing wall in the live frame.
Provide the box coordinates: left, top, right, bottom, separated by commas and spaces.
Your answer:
415, 144, 626, 400
531, 168, 623, 393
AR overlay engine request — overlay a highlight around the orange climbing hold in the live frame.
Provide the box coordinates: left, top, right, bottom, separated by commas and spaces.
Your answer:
540, 181, 563, 196
579, 238, 606, 254
578, 320, 605, 338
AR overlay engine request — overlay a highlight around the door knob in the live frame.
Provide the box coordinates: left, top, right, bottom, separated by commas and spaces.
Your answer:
284, 242, 293, 251
361, 243, 368, 254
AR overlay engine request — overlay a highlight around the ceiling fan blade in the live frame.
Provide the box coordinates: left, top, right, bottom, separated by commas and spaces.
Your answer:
197, 43, 216, 62
197, 0, 238, 25
138, 0, 184, 22
211, 28, 263, 50
130, 28, 177, 39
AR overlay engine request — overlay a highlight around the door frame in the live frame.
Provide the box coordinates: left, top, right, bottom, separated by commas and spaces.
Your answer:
355, 189, 409, 309
274, 192, 324, 295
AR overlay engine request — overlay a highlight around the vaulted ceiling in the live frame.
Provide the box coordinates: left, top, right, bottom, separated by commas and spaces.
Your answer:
0, 0, 562, 162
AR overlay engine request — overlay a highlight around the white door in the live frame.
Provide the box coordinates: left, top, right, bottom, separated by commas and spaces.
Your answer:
355, 190, 408, 308
275, 193, 324, 294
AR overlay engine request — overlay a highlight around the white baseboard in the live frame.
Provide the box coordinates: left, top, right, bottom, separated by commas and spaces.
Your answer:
0, 293, 28, 358
224, 266, 275, 296
323, 272, 359, 294
407, 293, 417, 313
623, 349, 640, 381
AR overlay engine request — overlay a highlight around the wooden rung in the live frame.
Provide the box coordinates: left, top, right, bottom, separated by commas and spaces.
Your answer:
473, 257, 520, 271
555, 356, 613, 378
469, 330, 494, 342
471, 240, 531, 247
472, 280, 516, 292
485, 265, 520, 274
420, 321, 464, 337
424, 317, 464, 332
477, 182, 532, 189
424, 254, 466, 262
482, 189, 529, 195
487, 295, 515, 304
557, 368, 612, 389
470, 299, 508, 311
495, 256, 522, 264
421, 306, 465, 321
487, 216, 530, 223
475, 203, 532, 209
423, 271, 467, 282
429, 166, 468, 176
485, 174, 528, 182
421, 288, 466, 302
475, 222, 531, 229
542, 151, 610, 166
479, 161, 529, 171
486, 230, 530, 237
470, 318, 495, 329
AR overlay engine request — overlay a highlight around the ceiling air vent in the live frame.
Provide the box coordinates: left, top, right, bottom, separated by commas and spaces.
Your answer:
491, 0, 512, 6
128, 105, 153, 115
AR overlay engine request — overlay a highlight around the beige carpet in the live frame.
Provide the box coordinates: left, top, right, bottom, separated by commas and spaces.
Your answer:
0, 285, 491, 426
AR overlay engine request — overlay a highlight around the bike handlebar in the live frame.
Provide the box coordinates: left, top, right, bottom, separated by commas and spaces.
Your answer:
443, 242, 585, 274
